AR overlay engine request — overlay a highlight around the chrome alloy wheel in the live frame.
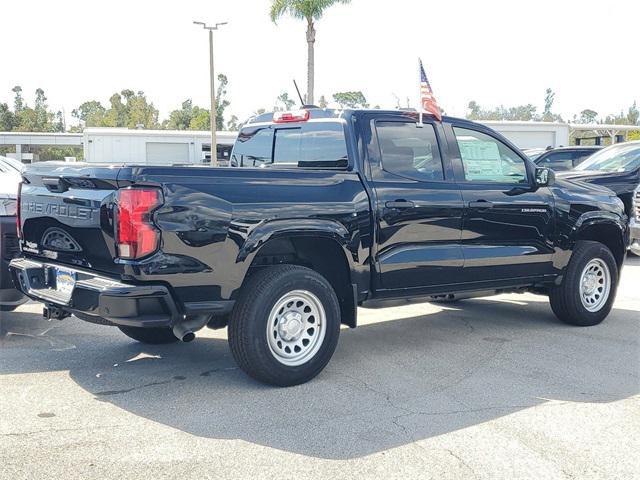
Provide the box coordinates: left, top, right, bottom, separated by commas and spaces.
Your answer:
267, 290, 326, 366
579, 258, 611, 312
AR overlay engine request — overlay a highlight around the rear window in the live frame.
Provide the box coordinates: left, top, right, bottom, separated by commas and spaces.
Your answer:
231, 122, 348, 168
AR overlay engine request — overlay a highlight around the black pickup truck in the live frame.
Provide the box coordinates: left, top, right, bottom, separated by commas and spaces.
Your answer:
9, 109, 629, 386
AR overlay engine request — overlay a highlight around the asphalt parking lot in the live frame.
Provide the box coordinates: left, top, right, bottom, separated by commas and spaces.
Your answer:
1, 257, 639, 480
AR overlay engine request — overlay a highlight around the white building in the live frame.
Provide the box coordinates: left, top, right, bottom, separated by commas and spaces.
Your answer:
83, 128, 237, 165
481, 121, 570, 149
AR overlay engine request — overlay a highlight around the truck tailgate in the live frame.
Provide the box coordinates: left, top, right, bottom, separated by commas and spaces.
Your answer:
19, 164, 123, 275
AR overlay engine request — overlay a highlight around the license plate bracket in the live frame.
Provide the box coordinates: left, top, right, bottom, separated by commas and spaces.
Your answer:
54, 267, 76, 302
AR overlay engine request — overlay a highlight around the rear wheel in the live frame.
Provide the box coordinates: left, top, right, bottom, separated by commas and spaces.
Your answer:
549, 241, 618, 326
118, 326, 179, 344
228, 265, 341, 386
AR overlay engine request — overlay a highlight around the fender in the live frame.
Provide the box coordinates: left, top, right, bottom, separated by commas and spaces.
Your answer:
554, 211, 629, 273
572, 210, 628, 234
237, 217, 357, 269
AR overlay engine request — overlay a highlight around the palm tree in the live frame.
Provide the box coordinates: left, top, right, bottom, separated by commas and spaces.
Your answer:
270, 0, 350, 105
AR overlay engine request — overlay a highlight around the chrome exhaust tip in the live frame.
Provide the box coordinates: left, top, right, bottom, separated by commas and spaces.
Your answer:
172, 324, 195, 342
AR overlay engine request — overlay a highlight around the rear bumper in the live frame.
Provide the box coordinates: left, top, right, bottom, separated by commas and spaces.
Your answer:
9, 257, 233, 328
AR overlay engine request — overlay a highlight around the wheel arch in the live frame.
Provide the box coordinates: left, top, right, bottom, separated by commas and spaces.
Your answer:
572, 218, 627, 270
237, 221, 362, 328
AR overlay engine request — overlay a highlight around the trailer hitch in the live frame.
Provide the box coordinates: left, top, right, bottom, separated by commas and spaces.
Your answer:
43, 305, 71, 321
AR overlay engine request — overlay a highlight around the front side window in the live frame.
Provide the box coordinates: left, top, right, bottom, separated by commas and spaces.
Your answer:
454, 127, 527, 183
375, 121, 444, 181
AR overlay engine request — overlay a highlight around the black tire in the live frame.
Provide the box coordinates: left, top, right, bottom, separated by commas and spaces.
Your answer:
118, 326, 179, 344
549, 241, 618, 326
228, 265, 341, 387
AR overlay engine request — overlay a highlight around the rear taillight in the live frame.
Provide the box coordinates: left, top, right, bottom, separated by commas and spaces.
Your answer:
116, 187, 163, 259
16, 182, 22, 239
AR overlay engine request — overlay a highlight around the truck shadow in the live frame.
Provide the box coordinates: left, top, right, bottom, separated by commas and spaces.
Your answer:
1, 296, 639, 460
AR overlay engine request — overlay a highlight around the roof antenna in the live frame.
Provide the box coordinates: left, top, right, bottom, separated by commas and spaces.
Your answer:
293, 79, 304, 106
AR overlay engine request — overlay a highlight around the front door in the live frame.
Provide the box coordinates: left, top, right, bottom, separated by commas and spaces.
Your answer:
367, 117, 465, 293
448, 124, 556, 282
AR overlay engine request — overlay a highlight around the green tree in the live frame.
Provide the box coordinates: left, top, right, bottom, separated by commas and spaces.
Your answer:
72, 100, 107, 127
466, 101, 536, 121
332, 91, 368, 109
215, 74, 230, 131
627, 101, 639, 125
163, 99, 211, 131
270, 0, 351, 105
578, 109, 598, 124
0, 103, 16, 130
96, 90, 159, 129
541, 88, 562, 122
12, 86, 24, 113
467, 101, 482, 120
227, 115, 240, 131
165, 99, 195, 130
275, 92, 296, 111
7, 87, 64, 132
190, 108, 210, 130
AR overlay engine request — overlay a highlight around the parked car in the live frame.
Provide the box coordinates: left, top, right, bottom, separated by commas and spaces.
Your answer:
0, 156, 27, 311
534, 146, 602, 171
558, 141, 640, 255
9, 109, 628, 386
523, 147, 548, 161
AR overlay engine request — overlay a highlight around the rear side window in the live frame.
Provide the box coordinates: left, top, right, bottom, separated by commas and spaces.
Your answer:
375, 121, 444, 181
274, 123, 347, 166
231, 122, 348, 168
231, 127, 274, 167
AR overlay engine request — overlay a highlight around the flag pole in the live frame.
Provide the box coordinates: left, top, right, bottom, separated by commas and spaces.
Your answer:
418, 58, 424, 126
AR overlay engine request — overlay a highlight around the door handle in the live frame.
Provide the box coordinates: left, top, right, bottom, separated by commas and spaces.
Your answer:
468, 200, 494, 209
385, 200, 415, 209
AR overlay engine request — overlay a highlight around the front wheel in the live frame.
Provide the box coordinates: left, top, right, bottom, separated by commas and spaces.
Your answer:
228, 265, 341, 387
549, 241, 618, 326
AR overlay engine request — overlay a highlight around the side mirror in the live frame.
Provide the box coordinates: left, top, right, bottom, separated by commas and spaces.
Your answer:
534, 167, 555, 187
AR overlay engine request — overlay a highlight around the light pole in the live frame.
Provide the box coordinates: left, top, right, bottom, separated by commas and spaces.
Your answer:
193, 20, 227, 166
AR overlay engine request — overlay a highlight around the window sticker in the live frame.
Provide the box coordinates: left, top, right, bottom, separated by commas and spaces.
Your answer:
458, 139, 503, 180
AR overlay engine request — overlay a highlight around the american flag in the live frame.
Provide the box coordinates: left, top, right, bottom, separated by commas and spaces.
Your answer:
419, 58, 442, 121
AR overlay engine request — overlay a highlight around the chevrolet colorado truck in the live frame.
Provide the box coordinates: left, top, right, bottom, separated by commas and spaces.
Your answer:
9, 109, 629, 386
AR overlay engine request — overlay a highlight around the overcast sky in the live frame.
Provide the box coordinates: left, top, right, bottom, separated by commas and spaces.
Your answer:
1, 0, 638, 127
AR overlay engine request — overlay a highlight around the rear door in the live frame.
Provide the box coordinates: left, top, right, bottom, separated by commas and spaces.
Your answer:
446, 124, 555, 282
365, 115, 465, 293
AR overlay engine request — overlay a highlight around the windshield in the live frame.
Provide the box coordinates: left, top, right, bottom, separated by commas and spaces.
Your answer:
575, 143, 640, 173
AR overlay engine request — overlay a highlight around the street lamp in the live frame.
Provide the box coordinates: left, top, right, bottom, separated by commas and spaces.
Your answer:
193, 20, 228, 167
